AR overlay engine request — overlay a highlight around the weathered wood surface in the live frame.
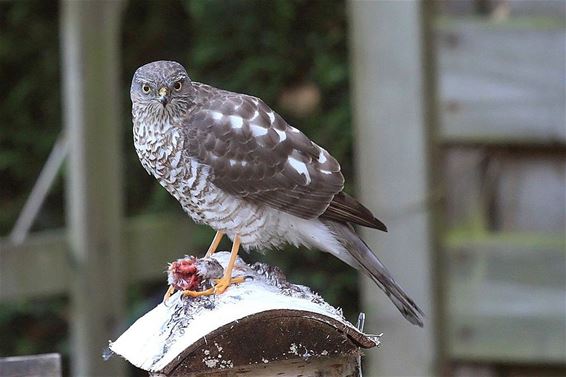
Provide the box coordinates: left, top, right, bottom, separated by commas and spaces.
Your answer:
165, 311, 364, 377
61, 0, 127, 375
445, 233, 566, 363
0, 353, 61, 377
110, 252, 380, 376
349, 0, 438, 376
437, 19, 566, 143
443, 150, 566, 233
0, 214, 203, 301
437, 9, 566, 365
167, 355, 360, 377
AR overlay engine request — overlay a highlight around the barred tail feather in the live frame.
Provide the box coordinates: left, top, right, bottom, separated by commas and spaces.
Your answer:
321, 220, 424, 327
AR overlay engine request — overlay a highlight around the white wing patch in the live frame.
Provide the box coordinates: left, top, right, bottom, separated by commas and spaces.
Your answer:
318, 149, 328, 163
229, 115, 244, 129
288, 156, 311, 184
267, 111, 275, 123
210, 111, 223, 120
274, 128, 287, 142
250, 123, 268, 137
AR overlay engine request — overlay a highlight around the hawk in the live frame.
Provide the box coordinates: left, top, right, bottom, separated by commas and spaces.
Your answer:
131, 61, 424, 327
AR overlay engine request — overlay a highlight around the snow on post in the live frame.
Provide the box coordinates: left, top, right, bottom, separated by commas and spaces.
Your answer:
109, 252, 381, 376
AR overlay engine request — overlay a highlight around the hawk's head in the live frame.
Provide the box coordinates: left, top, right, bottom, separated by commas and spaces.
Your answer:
131, 60, 193, 121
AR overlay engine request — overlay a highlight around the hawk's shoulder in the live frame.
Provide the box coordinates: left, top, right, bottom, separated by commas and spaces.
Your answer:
181, 83, 344, 220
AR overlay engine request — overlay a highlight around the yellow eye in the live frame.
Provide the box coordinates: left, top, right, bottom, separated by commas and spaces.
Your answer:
141, 84, 151, 94
174, 81, 182, 91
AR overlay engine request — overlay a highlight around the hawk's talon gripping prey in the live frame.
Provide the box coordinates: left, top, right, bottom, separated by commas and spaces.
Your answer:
165, 234, 244, 300
182, 276, 246, 298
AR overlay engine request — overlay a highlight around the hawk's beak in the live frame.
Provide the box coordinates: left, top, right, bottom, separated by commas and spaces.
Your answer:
158, 87, 169, 106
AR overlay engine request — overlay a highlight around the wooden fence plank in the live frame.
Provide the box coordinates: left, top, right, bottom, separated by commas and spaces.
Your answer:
0, 353, 61, 377
437, 19, 566, 143
447, 241, 566, 362
60, 1, 126, 374
0, 214, 204, 301
349, 1, 438, 375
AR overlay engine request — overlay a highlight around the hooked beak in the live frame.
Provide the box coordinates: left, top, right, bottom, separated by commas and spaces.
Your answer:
158, 87, 169, 106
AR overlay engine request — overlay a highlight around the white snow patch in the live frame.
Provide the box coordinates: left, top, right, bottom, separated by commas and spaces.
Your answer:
288, 343, 299, 355
204, 358, 219, 368
109, 252, 379, 373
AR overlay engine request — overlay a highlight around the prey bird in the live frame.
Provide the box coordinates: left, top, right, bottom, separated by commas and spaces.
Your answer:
131, 61, 424, 327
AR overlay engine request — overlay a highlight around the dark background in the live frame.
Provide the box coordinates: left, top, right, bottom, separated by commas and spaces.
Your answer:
0, 0, 360, 368
1, 1, 565, 376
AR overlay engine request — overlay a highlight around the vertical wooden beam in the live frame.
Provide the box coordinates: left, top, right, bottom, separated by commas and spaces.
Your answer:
60, 1, 126, 375
422, 0, 446, 373
349, 0, 439, 375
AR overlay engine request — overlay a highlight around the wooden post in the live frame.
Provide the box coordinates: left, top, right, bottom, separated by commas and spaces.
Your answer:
60, 1, 126, 375
349, 0, 439, 375
0, 353, 61, 377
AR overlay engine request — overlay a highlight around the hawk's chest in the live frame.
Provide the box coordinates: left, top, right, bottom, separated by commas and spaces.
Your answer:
133, 121, 184, 184
132, 120, 215, 221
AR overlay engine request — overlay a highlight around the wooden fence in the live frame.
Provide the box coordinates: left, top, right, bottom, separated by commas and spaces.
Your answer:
437, 14, 566, 365
1, 214, 206, 301
1, 1, 564, 376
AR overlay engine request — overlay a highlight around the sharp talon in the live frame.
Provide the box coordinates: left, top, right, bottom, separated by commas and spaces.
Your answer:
182, 287, 215, 297
163, 285, 176, 303
212, 276, 245, 294
183, 233, 243, 299
182, 277, 246, 298
214, 276, 245, 285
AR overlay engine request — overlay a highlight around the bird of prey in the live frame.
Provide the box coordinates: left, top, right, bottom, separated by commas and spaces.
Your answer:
131, 61, 424, 327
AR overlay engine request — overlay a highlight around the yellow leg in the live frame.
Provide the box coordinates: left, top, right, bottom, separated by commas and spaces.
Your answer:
182, 234, 243, 297
205, 231, 224, 257
214, 234, 241, 294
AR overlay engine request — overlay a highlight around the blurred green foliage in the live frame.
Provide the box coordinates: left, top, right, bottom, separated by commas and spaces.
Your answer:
1, 0, 362, 364
0, 1, 63, 233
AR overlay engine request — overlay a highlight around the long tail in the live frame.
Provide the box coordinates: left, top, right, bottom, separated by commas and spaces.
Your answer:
321, 220, 424, 327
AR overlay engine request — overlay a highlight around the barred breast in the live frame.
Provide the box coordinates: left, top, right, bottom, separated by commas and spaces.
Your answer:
133, 119, 321, 251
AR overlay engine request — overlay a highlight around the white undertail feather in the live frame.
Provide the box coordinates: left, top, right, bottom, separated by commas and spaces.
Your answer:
319, 219, 424, 327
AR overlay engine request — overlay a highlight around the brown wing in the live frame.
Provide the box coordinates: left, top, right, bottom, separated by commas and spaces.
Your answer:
183, 84, 387, 231
183, 85, 344, 219
321, 192, 387, 231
